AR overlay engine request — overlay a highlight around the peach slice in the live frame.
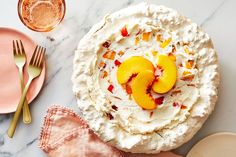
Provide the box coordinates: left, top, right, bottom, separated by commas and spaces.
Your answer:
160, 38, 172, 48
135, 37, 140, 45
156, 34, 162, 42
152, 54, 177, 94
151, 50, 158, 56
101, 71, 108, 78
185, 60, 194, 69
131, 70, 156, 110
142, 32, 151, 42
103, 50, 116, 60
117, 56, 154, 84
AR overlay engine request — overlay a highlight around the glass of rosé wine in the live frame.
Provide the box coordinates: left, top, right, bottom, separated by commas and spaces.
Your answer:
18, 0, 66, 32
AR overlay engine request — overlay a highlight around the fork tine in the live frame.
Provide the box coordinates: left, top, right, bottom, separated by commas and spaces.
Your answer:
30, 45, 39, 65
33, 46, 41, 66
35, 47, 42, 67
19, 40, 26, 55
16, 40, 21, 55
34, 46, 42, 66
38, 48, 45, 67
13, 40, 17, 55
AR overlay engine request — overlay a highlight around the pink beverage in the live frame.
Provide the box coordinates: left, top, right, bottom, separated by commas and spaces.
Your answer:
18, 0, 66, 32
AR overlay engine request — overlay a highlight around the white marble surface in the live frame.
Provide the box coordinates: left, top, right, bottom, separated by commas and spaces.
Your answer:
0, 0, 235, 156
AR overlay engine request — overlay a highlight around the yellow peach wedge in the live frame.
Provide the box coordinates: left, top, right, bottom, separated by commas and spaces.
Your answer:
152, 54, 177, 94
117, 56, 154, 84
131, 70, 156, 110
160, 38, 172, 48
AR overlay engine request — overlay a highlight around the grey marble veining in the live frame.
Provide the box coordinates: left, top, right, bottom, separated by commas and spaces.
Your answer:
1, 0, 236, 156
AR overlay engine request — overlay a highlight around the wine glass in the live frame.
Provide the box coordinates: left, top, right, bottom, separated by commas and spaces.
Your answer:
18, 0, 66, 32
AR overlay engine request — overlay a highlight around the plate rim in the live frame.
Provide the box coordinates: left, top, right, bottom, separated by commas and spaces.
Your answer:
187, 132, 236, 157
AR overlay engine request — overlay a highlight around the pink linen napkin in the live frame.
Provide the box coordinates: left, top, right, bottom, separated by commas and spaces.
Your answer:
39, 106, 182, 157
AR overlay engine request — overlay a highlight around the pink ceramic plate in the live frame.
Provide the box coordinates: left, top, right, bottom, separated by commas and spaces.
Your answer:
0, 27, 46, 114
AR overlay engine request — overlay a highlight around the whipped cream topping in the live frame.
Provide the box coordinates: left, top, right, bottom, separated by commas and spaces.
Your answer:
72, 3, 219, 153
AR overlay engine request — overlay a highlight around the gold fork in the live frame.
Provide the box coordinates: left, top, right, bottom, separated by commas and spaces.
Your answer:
8, 45, 45, 138
13, 40, 31, 124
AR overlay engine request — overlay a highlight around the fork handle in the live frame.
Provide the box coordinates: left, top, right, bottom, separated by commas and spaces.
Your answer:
23, 100, 31, 124
8, 78, 33, 138
19, 69, 32, 124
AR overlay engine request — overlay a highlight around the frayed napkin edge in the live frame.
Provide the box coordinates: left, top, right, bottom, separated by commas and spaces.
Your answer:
38, 105, 88, 153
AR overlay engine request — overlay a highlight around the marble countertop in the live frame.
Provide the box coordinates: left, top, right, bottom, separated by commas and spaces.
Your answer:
0, 0, 236, 156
